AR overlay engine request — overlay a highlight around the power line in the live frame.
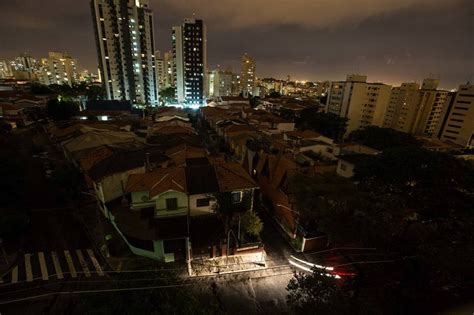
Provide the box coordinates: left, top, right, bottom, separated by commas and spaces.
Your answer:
0, 267, 295, 306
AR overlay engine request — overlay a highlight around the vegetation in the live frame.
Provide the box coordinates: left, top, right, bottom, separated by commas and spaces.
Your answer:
159, 87, 176, 106
240, 211, 263, 241
46, 99, 79, 121
249, 95, 261, 108
295, 108, 348, 142
288, 147, 474, 312
287, 268, 351, 315
348, 126, 420, 150
268, 91, 281, 98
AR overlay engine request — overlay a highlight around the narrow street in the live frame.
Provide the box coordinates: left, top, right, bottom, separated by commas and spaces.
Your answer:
0, 126, 299, 313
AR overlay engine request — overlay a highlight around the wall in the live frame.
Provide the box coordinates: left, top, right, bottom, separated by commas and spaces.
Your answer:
189, 194, 216, 216
154, 190, 188, 217
277, 122, 295, 132
100, 166, 145, 202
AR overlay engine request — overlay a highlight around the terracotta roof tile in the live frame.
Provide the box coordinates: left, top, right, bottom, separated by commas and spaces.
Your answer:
215, 163, 257, 192
126, 167, 186, 198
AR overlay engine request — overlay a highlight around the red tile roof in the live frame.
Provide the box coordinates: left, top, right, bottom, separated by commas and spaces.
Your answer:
214, 163, 257, 192
126, 167, 186, 198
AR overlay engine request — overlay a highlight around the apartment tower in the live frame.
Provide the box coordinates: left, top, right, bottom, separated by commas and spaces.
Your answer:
440, 84, 474, 148
90, 0, 158, 106
240, 53, 256, 97
326, 74, 392, 136
172, 18, 207, 106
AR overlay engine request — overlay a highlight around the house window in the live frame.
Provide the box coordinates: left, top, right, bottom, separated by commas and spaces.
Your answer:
232, 191, 242, 204
196, 198, 210, 207
166, 198, 178, 210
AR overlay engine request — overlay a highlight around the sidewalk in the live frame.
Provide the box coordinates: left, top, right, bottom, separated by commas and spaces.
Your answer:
191, 251, 267, 276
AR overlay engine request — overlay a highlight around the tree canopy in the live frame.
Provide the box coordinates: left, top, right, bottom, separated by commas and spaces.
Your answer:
288, 147, 474, 312
159, 87, 176, 106
348, 126, 420, 150
287, 269, 351, 315
295, 108, 347, 142
240, 211, 263, 241
354, 147, 474, 216
268, 91, 281, 98
46, 99, 79, 121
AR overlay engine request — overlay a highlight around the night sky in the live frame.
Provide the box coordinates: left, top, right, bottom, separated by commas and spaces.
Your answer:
0, 0, 472, 89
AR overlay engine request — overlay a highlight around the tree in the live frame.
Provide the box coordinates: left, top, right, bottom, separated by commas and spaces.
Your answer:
268, 91, 281, 98
159, 87, 176, 106
354, 147, 474, 217
348, 126, 420, 150
249, 96, 261, 108
295, 108, 347, 142
46, 99, 78, 121
30, 83, 53, 95
287, 269, 351, 315
240, 211, 263, 241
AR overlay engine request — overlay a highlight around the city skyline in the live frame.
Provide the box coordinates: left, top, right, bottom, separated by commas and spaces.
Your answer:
0, 0, 472, 89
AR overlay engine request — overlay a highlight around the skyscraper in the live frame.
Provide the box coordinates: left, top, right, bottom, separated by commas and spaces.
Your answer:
326, 75, 392, 136
383, 79, 449, 137
240, 53, 256, 97
208, 67, 233, 97
90, 0, 158, 106
172, 18, 207, 106
38, 52, 79, 86
155, 50, 174, 91
11, 53, 38, 72
440, 84, 474, 148
0, 61, 12, 79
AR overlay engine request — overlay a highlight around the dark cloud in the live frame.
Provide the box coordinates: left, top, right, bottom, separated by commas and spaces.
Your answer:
0, 0, 472, 89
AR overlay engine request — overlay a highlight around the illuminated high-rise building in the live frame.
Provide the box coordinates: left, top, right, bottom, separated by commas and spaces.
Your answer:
172, 18, 207, 106
440, 84, 474, 148
90, 0, 158, 105
326, 74, 392, 136
384, 79, 449, 137
155, 50, 174, 91
208, 67, 233, 97
0, 61, 13, 79
38, 52, 79, 86
240, 53, 256, 97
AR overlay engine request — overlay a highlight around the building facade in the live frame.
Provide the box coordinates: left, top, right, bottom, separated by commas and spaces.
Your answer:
38, 52, 80, 86
325, 74, 392, 136
0, 61, 12, 79
240, 53, 256, 97
172, 18, 207, 106
90, 0, 158, 106
440, 84, 474, 148
383, 79, 449, 137
208, 68, 233, 97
